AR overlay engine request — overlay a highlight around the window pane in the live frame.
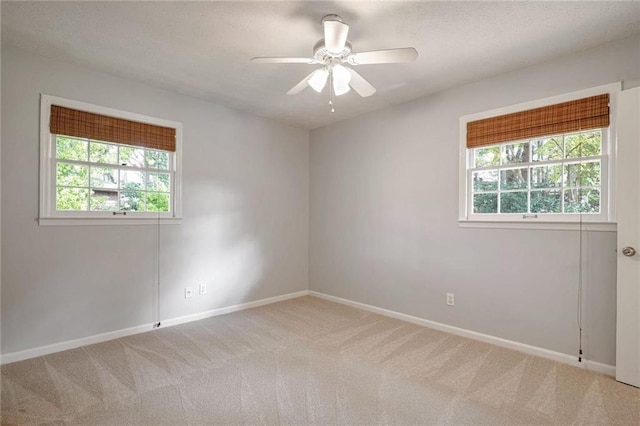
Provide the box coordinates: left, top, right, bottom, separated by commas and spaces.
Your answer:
531, 190, 562, 213
565, 131, 601, 158
564, 188, 600, 213
56, 163, 88, 187
56, 187, 88, 211
531, 165, 562, 188
119, 146, 145, 167
500, 168, 528, 190
89, 142, 118, 164
500, 192, 527, 213
56, 136, 88, 161
145, 150, 170, 170
91, 167, 118, 189
147, 192, 170, 212
531, 136, 562, 162
147, 172, 170, 192
473, 170, 498, 192
90, 189, 118, 211
120, 170, 145, 190
120, 190, 145, 211
564, 161, 601, 187
501, 142, 529, 164
474, 146, 500, 168
473, 193, 497, 213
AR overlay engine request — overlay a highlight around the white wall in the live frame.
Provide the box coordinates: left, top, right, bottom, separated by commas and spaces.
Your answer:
310, 35, 640, 366
1, 47, 309, 355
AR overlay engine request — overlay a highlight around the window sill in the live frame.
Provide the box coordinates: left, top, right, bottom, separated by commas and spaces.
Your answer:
458, 220, 616, 232
39, 217, 182, 226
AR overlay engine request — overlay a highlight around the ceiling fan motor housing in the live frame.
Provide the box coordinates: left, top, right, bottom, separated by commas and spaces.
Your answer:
313, 39, 352, 64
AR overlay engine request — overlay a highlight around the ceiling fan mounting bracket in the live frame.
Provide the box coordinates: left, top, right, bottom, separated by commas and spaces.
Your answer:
321, 14, 343, 24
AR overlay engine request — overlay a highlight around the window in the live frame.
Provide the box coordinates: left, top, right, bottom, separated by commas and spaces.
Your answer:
40, 95, 182, 225
459, 83, 619, 229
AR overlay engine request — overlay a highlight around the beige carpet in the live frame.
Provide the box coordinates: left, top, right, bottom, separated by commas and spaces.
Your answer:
1, 296, 638, 425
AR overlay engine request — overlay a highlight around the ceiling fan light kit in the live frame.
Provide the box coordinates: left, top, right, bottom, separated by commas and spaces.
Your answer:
308, 69, 329, 93
251, 14, 418, 112
332, 64, 352, 96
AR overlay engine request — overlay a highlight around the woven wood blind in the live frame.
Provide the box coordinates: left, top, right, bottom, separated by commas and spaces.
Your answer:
50, 105, 176, 152
467, 94, 609, 148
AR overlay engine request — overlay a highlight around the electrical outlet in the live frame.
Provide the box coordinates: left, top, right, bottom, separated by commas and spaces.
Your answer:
199, 283, 207, 295
185, 287, 193, 299
446, 293, 455, 306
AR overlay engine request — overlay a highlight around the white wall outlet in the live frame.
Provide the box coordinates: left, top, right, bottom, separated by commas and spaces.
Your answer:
185, 287, 193, 299
446, 293, 455, 306
199, 283, 207, 295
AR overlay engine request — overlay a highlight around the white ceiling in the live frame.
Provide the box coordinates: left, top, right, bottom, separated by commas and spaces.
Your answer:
2, 1, 639, 129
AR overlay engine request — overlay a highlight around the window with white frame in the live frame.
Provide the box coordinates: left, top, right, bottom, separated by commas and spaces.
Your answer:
459, 84, 619, 226
40, 95, 182, 224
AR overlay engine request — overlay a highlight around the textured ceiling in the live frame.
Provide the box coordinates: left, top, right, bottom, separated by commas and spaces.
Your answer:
2, 1, 639, 129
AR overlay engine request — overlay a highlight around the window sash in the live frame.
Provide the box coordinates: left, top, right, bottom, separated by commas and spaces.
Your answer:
50, 134, 175, 217
466, 129, 609, 221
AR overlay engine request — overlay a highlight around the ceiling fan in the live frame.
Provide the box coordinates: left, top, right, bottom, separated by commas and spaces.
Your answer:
251, 14, 418, 110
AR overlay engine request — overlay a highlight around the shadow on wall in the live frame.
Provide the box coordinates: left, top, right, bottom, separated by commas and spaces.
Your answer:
157, 182, 266, 316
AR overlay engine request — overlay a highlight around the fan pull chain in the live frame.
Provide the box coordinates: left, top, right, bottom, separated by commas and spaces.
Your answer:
329, 70, 335, 113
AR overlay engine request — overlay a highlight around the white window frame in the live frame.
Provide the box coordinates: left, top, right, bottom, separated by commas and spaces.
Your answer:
458, 83, 620, 231
39, 94, 183, 226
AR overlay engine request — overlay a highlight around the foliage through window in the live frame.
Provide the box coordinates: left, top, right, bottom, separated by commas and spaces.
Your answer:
54, 135, 172, 213
470, 130, 605, 216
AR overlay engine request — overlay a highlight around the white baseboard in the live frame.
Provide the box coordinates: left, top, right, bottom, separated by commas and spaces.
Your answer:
0, 323, 156, 365
309, 291, 616, 377
159, 290, 309, 328
0, 290, 309, 365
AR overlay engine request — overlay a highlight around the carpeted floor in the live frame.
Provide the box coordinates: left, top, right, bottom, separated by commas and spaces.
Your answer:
1, 296, 638, 425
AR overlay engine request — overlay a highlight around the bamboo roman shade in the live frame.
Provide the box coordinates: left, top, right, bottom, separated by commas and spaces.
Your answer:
50, 105, 176, 152
467, 94, 609, 149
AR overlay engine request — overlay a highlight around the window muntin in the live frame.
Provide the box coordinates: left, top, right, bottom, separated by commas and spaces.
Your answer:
53, 135, 173, 215
468, 129, 606, 218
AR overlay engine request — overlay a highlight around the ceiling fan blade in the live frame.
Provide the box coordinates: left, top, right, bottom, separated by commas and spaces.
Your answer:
347, 68, 376, 97
251, 57, 315, 64
324, 19, 349, 54
348, 47, 418, 65
287, 71, 316, 95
